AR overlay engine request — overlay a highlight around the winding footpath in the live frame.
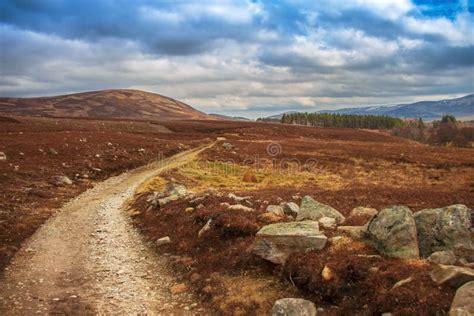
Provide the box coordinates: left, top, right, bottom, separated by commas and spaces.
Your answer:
0, 144, 214, 315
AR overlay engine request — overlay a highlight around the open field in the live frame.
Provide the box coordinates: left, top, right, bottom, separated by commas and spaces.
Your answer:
1, 116, 473, 314
129, 120, 474, 315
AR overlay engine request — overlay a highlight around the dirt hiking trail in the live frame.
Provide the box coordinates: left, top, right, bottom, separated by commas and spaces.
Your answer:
0, 143, 214, 315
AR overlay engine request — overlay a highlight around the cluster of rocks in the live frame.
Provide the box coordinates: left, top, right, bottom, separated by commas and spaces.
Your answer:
250, 196, 473, 315
143, 183, 473, 315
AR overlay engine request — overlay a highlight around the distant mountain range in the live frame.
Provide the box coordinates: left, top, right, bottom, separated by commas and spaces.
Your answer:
267, 94, 474, 121
0, 89, 214, 121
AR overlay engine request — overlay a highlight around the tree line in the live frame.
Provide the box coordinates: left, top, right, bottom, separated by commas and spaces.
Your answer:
279, 112, 404, 129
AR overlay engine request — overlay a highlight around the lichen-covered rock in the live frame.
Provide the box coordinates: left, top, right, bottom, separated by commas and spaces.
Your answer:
267, 205, 285, 216
449, 281, 474, 316
281, 202, 300, 217
253, 221, 327, 264
364, 206, 419, 259
428, 250, 457, 265
414, 205, 472, 258
271, 298, 317, 316
430, 265, 474, 288
296, 196, 345, 224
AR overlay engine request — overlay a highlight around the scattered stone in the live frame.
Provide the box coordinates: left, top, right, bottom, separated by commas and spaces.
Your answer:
162, 183, 187, 197
228, 193, 250, 202
321, 265, 334, 281
170, 283, 188, 295
0, 152, 7, 161
449, 281, 474, 316
46, 147, 59, 155
414, 204, 472, 258
185, 207, 194, 213
337, 226, 365, 239
228, 204, 254, 212
198, 219, 212, 237
258, 212, 283, 223
318, 217, 337, 230
138, 148, 146, 153
296, 196, 345, 224
216, 137, 226, 141
156, 236, 171, 246
220, 202, 231, 208
106, 142, 113, 146
428, 250, 457, 265
281, 202, 300, 217
350, 207, 378, 218
271, 298, 317, 316
91, 167, 102, 172
430, 265, 474, 288
222, 142, 233, 150
267, 205, 285, 216
391, 276, 413, 289
253, 221, 327, 264
364, 206, 419, 259
158, 195, 180, 207
52, 175, 73, 186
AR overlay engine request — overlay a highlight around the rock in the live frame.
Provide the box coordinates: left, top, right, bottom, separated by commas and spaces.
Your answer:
271, 298, 317, 316
430, 265, 474, 288
170, 283, 188, 295
228, 204, 254, 212
47, 148, 58, 155
220, 202, 231, 208
337, 226, 365, 239
198, 219, 212, 237
318, 217, 337, 230
158, 195, 180, 206
222, 142, 233, 150
216, 136, 226, 141
228, 193, 250, 202
162, 183, 187, 197
138, 148, 145, 153
350, 207, 378, 218
414, 205, 472, 258
185, 207, 194, 213
321, 265, 333, 281
428, 251, 457, 265
52, 175, 73, 186
267, 205, 285, 216
392, 276, 413, 289
364, 206, 419, 259
449, 281, 474, 316
157, 236, 171, 246
296, 196, 345, 224
258, 212, 283, 223
253, 221, 327, 264
0, 152, 7, 161
281, 202, 300, 217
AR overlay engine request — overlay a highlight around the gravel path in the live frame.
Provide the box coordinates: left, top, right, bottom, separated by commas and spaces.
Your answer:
0, 144, 213, 315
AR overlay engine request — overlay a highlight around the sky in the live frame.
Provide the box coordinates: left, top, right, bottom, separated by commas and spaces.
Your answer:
0, 0, 473, 118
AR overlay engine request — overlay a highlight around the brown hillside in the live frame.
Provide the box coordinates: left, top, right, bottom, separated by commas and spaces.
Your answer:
0, 89, 213, 121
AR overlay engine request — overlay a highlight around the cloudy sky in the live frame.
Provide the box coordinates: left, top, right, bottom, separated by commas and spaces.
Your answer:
0, 0, 473, 117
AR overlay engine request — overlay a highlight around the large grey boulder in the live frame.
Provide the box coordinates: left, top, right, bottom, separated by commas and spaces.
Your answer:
271, 298, 317, 316
430, 265, 474, 288
414, 205, 472, 258
449, 281, 474, 316
253, 221, 327, 264
296, 196, 345, 224
364, 206, 419, 259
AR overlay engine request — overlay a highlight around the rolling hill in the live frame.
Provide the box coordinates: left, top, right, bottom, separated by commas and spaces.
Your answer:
0, 89, 213, 121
